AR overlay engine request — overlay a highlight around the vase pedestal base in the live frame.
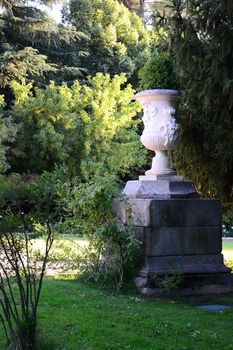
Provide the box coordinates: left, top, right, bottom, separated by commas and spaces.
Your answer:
135, 272, 233, 297
113, 180, 233, 296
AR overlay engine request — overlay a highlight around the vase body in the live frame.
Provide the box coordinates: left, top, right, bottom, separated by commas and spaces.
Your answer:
135, 89, 179, 176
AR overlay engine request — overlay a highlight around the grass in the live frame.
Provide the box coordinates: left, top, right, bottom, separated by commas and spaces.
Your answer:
223, 239, 233, 255
1, 237, 232, 349
34, 235, 233, 254
1, 278, 231, 350
223, 239, 233, 250
223, 239, 233, 264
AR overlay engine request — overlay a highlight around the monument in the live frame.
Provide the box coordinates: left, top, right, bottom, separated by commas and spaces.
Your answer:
114, 89, 233, 296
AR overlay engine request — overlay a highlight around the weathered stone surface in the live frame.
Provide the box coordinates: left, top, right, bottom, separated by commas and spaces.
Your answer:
143, 226, 221, 256
143, 254, 230, 275
113, 198, 221, 227
113, 185, 233, 296
139, 174, 184, 181
135, 273, 233, 297
123, 180, 199, 199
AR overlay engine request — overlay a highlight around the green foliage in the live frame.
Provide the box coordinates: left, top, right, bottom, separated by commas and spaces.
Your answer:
79, 221, 141, 291
151, 269, 183, 290
0, 48, 56, 88
165, 0, 233, 203
222, 213, 233, 237
9, 73, 145, 176
0, 193, 55, 350
0, 96, 18, 174
58, 175, 121, 235
138, 51, 179, 90
1, 278, 233, 350
0, 0, 87, 94
64, 0, 151, 84
0, 166, 69, 228
0, 173, 35, 210
56, 172, 141, 289
0, 170, 141, 290
226, 259, 233, 270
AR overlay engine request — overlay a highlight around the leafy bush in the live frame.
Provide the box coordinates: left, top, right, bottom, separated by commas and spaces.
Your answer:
58, 175, 121, 235
79, 221, 141, 291
0, 166, 68, 219
9, 73, 146, 177
0, 173, 36, 212
54, 173, 141, 289
138, 52, 179, 90
0, 196, 55, 349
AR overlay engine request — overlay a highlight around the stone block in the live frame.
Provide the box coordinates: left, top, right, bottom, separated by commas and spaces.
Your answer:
139, 174, 184, 181
143, 226, 221, 256
123, 180, 198, 199
113, 192, 232, 296
135, 273, 233, 297
113, 198, 221, 227
148, 199, 221, 227
143, 254, 230, 275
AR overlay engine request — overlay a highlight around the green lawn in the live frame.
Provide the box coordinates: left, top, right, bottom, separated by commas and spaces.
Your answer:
1, 279, 233, 350
223, 239, 233, 261
0, 238, 233, 349
223, 239, 233, 251
27, 280, 233, 350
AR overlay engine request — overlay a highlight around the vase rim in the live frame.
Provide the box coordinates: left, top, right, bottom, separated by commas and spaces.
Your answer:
135, 89, 180, 98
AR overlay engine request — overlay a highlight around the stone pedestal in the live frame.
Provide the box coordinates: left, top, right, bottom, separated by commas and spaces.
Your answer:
113, 178, 233, 296
113, 88, 233, 296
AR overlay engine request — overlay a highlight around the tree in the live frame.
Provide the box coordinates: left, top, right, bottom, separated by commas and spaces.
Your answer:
0, 0, 87, 93
165, 0, 233, 204
63, 0, 151, 85
118, 0, 144, 14
6, 74, 146, 176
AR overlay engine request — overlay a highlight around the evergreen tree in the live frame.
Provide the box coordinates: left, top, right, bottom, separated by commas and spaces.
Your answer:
166, 0, 233, 204
63, 0, 151, 85
0, 0, 87, 91
0, 95, 18, 173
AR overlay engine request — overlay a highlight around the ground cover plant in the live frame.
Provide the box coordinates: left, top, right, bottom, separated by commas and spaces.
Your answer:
0, 278, 233, 350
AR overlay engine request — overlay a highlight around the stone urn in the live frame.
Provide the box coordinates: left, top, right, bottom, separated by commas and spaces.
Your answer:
135, 89, 180, 176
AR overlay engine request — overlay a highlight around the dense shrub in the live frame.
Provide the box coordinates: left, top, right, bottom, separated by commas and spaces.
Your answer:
79, 221, 141, 291
138, 51, 179, 90
7, 74, 146, 177
164, 0, 233, 204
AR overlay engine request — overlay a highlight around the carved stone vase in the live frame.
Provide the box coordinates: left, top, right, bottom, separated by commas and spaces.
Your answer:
135, 89, 180, 176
